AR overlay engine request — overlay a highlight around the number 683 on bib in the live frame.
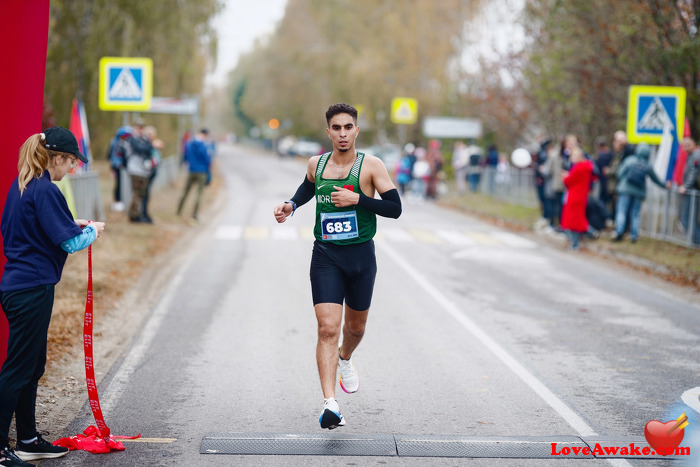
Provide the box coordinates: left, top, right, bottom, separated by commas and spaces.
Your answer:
321, 211, 359, 241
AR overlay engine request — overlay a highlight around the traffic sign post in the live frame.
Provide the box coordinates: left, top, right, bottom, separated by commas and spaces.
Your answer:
627, 85, 686, 144
627, 85, 686, 180
391, 97, 418, 125
99, 57, 153, 111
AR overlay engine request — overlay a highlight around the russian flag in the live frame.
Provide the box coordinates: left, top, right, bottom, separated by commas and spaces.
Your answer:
69, 99, 92, 170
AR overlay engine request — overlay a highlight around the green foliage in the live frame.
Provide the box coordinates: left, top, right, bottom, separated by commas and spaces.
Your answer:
46, 0, 222, 158
521, 0, 700, 145
233, 78, 255, 134
225, 0, 481, 144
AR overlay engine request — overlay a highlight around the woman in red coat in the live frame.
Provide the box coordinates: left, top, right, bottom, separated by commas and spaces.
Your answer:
561, 147, 593, 250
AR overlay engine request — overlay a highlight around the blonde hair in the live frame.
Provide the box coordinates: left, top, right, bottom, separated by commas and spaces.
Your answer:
17, 133, 56, 194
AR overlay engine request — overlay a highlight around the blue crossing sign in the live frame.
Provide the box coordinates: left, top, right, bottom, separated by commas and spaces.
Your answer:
99, 57, 153, 111
627, 85, 686, 144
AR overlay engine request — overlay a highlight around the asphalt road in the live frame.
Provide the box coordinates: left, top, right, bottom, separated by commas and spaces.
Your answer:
43, 144, 700, 466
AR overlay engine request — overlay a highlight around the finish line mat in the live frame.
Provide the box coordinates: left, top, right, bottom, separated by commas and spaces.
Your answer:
201, 433, 659, 458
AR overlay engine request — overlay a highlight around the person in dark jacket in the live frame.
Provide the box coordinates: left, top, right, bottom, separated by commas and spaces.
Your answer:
594, 136, 613, 207
613, 143, 667, 242
124, 119, 154, 223
176, 128, 213, 224
677, 136, 700, 244
535, 139, 551, 219
0, 128, 105, 466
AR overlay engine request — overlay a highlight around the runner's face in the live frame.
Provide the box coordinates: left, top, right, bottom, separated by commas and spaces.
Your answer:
326, 113, 359, 153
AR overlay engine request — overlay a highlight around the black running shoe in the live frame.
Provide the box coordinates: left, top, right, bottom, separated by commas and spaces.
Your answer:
15, 435, 68, 461
319, 398, 346, 430
0, 446, 35, 467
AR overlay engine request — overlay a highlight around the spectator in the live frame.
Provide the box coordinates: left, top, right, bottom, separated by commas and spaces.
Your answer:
467, 142, 484, 193
485, 144, 499, 194
605, 130, 635, 219
141, 125, 162, 223
677, 136, 700, 244
561, 147, 593, 250
594, 136, 613, 206
107, 126, 132, 212
495, 152, 510, 188
535, 139, 551, 219
541, 143, 564, 229
426, 140, 444, 199
613, 143, 667, 243
411, 147, 429, 202
452, 141, 469, 195
124, 118, 154, 223
177, 128, 213, 224
395, 143, 416, 195
560, 134, 580, 171
0, 128, 105, 465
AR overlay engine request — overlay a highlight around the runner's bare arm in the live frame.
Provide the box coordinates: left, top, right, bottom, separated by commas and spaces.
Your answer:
367, 155, 397, 195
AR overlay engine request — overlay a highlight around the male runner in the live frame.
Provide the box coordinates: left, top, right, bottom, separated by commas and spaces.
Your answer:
273, 103, 402, 429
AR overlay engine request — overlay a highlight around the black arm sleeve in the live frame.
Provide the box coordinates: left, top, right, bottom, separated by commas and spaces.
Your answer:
357, 188, 402, 219
290, 175, 315, 207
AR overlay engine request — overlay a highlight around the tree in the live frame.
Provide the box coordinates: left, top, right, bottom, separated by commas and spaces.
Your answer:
46, 1, 222, 157
225, 0, 483, 145
520, 0, 700, 147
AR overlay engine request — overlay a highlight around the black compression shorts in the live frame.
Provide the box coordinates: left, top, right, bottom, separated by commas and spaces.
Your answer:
310, 239, 377, 311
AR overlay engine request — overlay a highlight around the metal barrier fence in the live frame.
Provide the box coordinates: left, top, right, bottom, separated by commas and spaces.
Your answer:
469, 166, 539, 207
642, 185, 700, 248
68, 155, 180, 221
466, 166, 699, 249
68, 171, 105, 221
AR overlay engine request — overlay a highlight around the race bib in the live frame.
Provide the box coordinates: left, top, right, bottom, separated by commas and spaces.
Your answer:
321, 211, 359, 241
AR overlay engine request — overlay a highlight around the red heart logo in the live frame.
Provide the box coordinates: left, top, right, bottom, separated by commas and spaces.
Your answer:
644, 420, 684, 455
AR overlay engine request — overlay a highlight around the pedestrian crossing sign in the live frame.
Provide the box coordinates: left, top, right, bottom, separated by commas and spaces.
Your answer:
99, 57, 153, 111
391, 97, 418, 124
627, 85, 686, 144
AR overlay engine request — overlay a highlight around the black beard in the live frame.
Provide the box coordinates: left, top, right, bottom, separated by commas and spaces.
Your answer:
338, 147, 350, 152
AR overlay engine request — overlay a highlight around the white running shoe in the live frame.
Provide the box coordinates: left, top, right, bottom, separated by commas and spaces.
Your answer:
319, 398, 345, 429
338, 352, 359, 393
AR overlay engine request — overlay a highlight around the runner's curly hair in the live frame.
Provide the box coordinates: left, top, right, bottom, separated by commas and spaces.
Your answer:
325, 103, 358, 125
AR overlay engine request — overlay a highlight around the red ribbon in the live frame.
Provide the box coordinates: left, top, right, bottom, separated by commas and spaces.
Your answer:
54, 245, 141, 452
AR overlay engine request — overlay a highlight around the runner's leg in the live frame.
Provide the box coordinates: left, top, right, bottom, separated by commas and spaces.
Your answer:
340, 305, 368, 360
314, 303, 343, 400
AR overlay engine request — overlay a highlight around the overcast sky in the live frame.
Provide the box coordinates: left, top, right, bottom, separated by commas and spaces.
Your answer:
205, 0, 289, 88
205, 1, 523, 88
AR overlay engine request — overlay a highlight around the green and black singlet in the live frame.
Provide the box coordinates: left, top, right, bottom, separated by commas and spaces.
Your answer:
313, 152, 377, 245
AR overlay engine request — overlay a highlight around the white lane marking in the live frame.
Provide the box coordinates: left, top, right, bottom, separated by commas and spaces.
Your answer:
491, 231, 538, 249
435, 229, 477, 246
100, 247, 199, 414
380, 241, 597, 436
681, 387, 700, 416
271, 227, 299, 240
215, 225, 242, 240
382, 228, 416, 242
381, 241, 633, 467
